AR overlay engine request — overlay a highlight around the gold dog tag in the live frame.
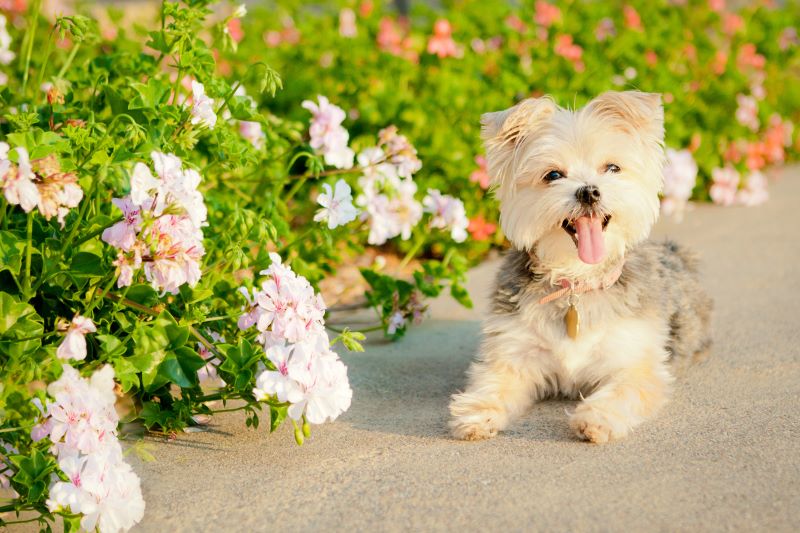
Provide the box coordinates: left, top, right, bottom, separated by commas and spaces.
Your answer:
565, 304, 579, 339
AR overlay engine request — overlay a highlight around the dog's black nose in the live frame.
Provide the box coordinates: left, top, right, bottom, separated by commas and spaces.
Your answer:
576, 185, 601, 205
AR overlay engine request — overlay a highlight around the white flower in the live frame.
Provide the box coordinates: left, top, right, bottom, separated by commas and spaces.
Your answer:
387, 311, 406, 335
736, 171, 769, 206
661, 148, 697, 220
239, 120, 265, 149
189, 80, 217, 130
314, 179, 359, 229
232, 4, 247, 19
301, 96, 354, 169
423, 189, 469, 242
0, 15, 15, 66
1, 147, 41, 212
56, 315, 97, 361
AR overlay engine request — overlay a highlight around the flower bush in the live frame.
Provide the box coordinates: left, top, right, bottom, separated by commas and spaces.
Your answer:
249, 0, 798, 231
0, 1, 473, 530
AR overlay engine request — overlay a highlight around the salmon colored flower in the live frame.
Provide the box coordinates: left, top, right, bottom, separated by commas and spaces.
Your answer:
737, 43, 765, 70
623, 5, 643, 31
554, 35, 584, 71
534, 1, 561, 28
711, 50, 727, 75
427, 19, 460, 58
467, 215, 497, 241
723, 13, 744, 35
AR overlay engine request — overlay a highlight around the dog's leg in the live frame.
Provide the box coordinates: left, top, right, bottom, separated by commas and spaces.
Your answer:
568, 356, 673, 443
449, 337, 547, 441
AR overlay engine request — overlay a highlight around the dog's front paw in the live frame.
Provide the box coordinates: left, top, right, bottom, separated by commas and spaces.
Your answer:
568, 404, 629, 444
449, 393, 507, 441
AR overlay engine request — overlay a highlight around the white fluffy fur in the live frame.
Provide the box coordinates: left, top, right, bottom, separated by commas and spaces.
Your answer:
450, 91, 673, 443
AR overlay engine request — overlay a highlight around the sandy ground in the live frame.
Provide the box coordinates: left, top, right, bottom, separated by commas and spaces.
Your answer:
12, 169, 799, 532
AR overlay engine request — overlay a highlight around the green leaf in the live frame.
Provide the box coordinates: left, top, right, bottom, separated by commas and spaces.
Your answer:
0, 292, 44, 358
269, 404, 288, 432
126, 284, 159, 307
0, 230, 25, 277
158, 346, 205, 389
70, 251, 104, 277
129, 79, 170, 110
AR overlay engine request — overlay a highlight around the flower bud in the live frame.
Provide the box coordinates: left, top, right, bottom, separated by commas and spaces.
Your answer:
294, 425, 304, 445
302, 419, 311, 438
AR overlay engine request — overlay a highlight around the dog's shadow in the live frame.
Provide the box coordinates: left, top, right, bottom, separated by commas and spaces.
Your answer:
340, 319, 578, 443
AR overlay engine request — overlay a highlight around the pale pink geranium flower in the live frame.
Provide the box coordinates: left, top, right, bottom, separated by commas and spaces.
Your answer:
735, 94, 760, 132
56, 315, 97, 361
709, 166, 740, 206
661, 149, 698, 219
314, 179, 359, 229
188, 80, 217, 130
377, 125, 422, 178
1, 146, 40, 213
239, 120, 265, 149
0, 14, 14, 65
469, 155, 491, 190
427, 19, 460, 58
302, 95, 354, 169
737, 171, 769, 206
339, 8, 357, 37
595, 18, 616, 41
423, 189, 469, 243
387, 311, 406, 335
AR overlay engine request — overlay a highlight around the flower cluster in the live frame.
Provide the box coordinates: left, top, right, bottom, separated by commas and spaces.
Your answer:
422, 189, 469, 243
302, 95, 354, 169
240, 253, 352, 425
355, 142, 423, 246
0, 145, 84, 227
0, 14, 14, 66
34, 365, 145, 533
102, 151, 207, 294
661, 148, 698, 219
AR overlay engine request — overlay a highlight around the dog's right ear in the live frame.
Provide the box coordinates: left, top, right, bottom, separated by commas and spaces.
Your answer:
480, 97, 557, 198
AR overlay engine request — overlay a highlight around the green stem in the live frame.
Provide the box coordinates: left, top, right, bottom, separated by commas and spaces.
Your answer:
56, 41, 81, 80
84, 274, 118, 315
279, 227, 314, 254
398, 232, 426, 271
35, 30, 55, 102
23, 213, 33, 295
326, 324, 382, 334
20, 0, 42, 96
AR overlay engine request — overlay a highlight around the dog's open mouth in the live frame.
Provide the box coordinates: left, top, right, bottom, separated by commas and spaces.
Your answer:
562, 214, 611, 264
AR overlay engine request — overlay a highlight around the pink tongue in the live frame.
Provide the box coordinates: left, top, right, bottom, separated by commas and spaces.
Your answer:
575, 216, 606, 264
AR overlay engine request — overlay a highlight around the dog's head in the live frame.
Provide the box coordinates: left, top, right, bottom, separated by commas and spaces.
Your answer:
482, 91, 665, 271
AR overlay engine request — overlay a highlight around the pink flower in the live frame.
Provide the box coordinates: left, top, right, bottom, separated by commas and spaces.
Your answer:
709, 0, 725, 12
534, 1, 561, 27
712, 50, 728, 75
709, 166, 740, 206
467, 215, 497, 241
302, 95, 355, 169
56, 315, 96, 361
0, 146, 40, 213
423, 189, 469, 243
239, 120, 265, 149
469, 155, 491, 189
595, 18, 616, 41
661, 149, 698, 219
377, 17, 418, 62
188, 81, 217, 130
505, 15, 527, 33
226, 18, 244, 43
387, 311, 406, 335
427, 19, 460, 58
763, 114, 794, 164
735, 94, 760, 132
736, 171, 768, 206
779, 27, 798, 51
623, 5, 643, 31
339, 8, 357, 37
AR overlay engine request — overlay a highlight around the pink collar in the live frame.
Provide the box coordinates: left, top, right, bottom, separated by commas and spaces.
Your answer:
538, 260, 625, 305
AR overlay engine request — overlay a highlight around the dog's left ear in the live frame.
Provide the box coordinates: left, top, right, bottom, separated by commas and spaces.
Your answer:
586, 91, 664, 142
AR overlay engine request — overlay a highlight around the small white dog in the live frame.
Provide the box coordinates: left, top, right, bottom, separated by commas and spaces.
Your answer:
449, 91, 712, 443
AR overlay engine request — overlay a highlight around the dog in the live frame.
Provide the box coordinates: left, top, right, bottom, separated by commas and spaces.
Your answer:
449, 91, 712, 443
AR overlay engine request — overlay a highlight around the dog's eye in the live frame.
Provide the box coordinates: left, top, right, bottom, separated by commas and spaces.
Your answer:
605, 163, 621, 174
544, 170, 565, 182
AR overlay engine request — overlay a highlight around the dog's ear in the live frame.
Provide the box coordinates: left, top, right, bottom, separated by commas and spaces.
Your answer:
480, 97, 557, 198
585, 91, 664, 144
